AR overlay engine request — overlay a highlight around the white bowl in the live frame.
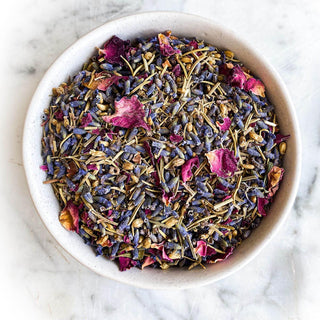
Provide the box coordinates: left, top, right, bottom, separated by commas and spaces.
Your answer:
23, 12, 301, 289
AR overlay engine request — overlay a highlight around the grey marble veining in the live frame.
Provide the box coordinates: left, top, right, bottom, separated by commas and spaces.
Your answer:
1, 0, 320, 319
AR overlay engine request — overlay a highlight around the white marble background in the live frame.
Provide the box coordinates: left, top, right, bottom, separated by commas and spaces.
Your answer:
1, 0, 319, 319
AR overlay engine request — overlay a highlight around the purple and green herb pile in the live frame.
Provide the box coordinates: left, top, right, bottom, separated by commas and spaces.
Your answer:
41, 31, 289, 271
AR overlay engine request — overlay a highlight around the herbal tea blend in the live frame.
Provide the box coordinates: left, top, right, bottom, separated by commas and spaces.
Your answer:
41, 32, 288, 271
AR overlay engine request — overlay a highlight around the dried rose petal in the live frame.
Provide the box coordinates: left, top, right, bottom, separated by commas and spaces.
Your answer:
151, 242, 173, 262
80, 211, 94, 228
145, 209, 152, 216
118, 257, 137, 271
97, 75, 125, 91
195, 240, 207, 257
172, 64, 181, 77
228, 65, 246, 89
40, 165, 48, 171
80, 113, 92, 128
268, 166, 285, 197
217, 117, 232, 132
87, 164, 98, 171
207, 247, 234, 263
181, 157, 200, 183
245, 78, 265, 97
101, 36, 130, 64
123, 235, 130, 243
141, 256, 155, 270
222, 195, 232, 201
216, 182, 228, 192
169, 134, 183, 143
205, 149, 238, 178
257, 197, 269, 216
189, 40, 199, 49
102, 96, 150, 130
59, 201, 79, 233
151, 171, 160, 186
275, 134, 290, 144
158, 33, 181, 57
219, 63, 233, 77
162, 190, 175, 206
144, 141, 155, 165
54, 109, 64, 121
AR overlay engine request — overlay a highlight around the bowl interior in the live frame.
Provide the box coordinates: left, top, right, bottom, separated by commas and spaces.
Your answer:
23, 12, 301, 289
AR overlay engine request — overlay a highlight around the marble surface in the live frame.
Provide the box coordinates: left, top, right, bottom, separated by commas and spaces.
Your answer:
1, 0, 319, 319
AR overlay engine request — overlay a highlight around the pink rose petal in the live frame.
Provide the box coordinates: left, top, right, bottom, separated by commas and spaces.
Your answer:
195, 241, 218, 258
275, 134, 290, 144
268, 166, 285, 197
158, 33, 181, 57
87, 164, 98, 171
123, 235, 130, 243
144, 141, 155, 165
101, 36, 130, 64
181, 157, 200, 183
102, 96, 150, 131
212, 247, 234, 263
162, 190, 175, 206
195, 240, 207, 257
257, 197, 269, 216
228, 65, 246, 89
217, 117, 232, 132
245, 78, 266, 97
54, 110, 64, 121
141, 256, 155, 270
97, 75, 126, 91
59, 201, 79, 233
216, 182, 228, 192
189, 40, 199, 49
172, 64, 181, 77
205, 149, 238, 178
169, 134, 183, 143
80, 211, 94, 228
145, 209, 152, 216
40, 165, 48, 171
80, 113, 92, 128
151, 242, 173, 262
118, 257, 137, 271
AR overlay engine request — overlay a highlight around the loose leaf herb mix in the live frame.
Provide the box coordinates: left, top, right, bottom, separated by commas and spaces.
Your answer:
41, 32, 288, 271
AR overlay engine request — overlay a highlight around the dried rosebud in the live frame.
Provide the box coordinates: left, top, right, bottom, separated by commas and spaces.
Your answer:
118, 257, 137, 271
181, 157, 200, 183
101, 35, 130, 64
59, 201, 79, 233
205, 149, 238, 178
268, 166, 285, 197
102, 96, 150, 131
